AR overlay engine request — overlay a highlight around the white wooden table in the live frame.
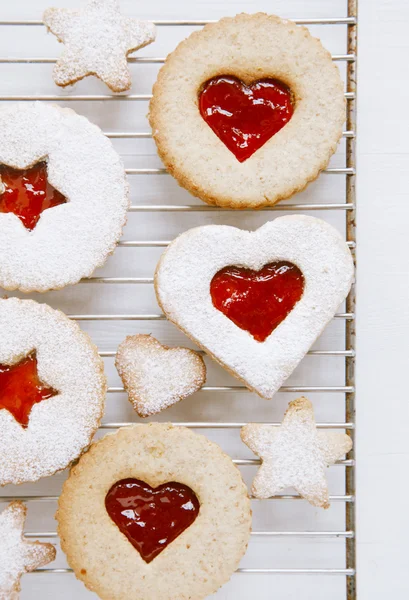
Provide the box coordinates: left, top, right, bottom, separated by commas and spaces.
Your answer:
357, 1, 409, 598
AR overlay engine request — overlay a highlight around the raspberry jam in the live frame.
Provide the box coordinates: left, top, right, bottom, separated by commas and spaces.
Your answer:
105, 478, 200, 563
199, 76, 294, 162
210, 261, 304, 342
0, 352, 58, 428
0, 161, 67, 230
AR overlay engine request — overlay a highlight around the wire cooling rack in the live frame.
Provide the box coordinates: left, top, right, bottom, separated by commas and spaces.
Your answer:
0, 1, 357, 599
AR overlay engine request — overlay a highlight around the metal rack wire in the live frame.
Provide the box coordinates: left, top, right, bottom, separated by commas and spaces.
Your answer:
0, 2, 357, 598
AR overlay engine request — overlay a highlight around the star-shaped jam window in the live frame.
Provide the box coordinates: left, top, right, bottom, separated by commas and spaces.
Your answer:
0, 352, 58, 428
0, 161, 67, 231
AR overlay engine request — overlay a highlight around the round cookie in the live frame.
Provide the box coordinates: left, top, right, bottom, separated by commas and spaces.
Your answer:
0, 102, 129, 292
149, 13, 346, 208
57, 424, 252, 600
154, 216, 354, 400
0, 298, 106, 485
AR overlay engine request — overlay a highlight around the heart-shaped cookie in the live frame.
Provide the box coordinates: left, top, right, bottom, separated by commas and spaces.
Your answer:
199, 76, 294, 162
149, 14, 346, 209
105, 478, 200, 563
155, 216, 354, 399
115, 335, 206, 417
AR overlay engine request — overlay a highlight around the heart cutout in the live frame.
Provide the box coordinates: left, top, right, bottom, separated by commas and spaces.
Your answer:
105, 478, 200, 563
155, 216, 354, 399
210, 261, 304, 342
199, 76, 294, 162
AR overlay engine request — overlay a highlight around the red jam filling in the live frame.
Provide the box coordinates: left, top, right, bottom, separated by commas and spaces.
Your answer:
199, 76, 294, 162
210, 261, 305, 342
0, 352, 58, 428
0, 161, 67, 230
105, 478, 200, 563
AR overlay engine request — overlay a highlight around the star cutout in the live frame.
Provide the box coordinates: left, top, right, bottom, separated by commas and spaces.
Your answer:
241, 397, 353, 508
0, 162, 67, 231
0, 502, 56, 597
43, 0, 156, 92
0, 352, 58, 428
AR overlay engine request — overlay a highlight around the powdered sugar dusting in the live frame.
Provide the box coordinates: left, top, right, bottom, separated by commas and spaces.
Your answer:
0, 298, 106, 485
155, 216, 354, 399
241, 397, 353, 508
115, 335, 206, 417
0, 102, 129, 293
43, 0, 156, 92
0, 502, 56, 596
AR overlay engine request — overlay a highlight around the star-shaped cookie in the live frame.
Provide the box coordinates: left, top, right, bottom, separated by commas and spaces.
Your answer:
0, 502, 56, 597
241, 397, 352, 508
43, 0, 156, 92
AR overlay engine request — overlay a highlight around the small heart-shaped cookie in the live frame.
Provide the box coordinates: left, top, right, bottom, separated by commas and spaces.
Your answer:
115, 335, 206, 417
155, 216, 354, 399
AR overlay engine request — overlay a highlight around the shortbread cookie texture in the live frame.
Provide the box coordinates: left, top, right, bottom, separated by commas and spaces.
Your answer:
57, 424, 251, 600
155, 216, 354, 399
241, 397, 353, 508
149, 13, 346, 208
0, 298, 106, 486
0, 102, 129, 292
115, 335, 206, 417
0, 502, 56, 598
44, 0, 156, 92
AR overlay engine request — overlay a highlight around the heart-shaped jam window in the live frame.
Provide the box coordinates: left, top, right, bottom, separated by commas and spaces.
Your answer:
0, 352, 58, 428
105, 478, 200, 563
0, 161, 67, 231
199, 76, 294, 162
210, 261, 305, 342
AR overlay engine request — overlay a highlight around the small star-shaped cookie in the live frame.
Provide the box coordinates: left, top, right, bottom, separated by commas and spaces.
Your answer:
0, 502, 56, 598
43, 0, 156, 92
241, 397, 353, 508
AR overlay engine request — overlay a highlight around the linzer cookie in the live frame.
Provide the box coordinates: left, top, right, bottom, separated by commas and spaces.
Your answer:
57, 424, 251, 600
155, 216, 354, 399
0, 298, 106, 485
0, 102, 129, 293
241, 397, 353, 508
0, 502, 56, 598
149, 13, 345, 208
43, 0, 156, 92
115, 335, 206, 417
